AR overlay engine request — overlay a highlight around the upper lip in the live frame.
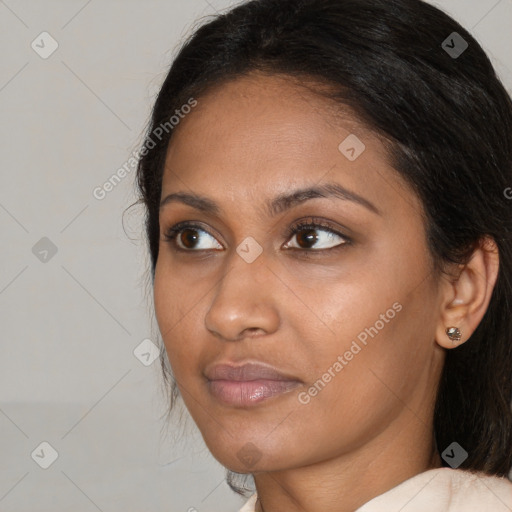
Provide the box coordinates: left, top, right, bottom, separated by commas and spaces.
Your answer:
205, 362, 301, 382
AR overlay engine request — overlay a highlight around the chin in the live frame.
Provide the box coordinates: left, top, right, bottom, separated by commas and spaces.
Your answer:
201, 431, 299, 474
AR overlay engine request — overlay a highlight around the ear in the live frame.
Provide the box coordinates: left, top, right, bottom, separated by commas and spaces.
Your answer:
435, 236, 500, 349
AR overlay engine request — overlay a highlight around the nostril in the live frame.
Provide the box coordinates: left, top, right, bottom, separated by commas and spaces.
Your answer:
241, 327, 265, 337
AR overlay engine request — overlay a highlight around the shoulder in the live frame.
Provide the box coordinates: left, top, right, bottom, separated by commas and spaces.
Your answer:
445, 468, 512, 510
357, 467, 512, 512
236, 469, 512, 512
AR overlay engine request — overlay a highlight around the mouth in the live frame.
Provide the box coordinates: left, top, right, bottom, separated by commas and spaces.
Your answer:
204, 362, 302, 407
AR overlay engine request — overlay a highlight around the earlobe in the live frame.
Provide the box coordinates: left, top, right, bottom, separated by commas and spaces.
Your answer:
435, 236, 499, 350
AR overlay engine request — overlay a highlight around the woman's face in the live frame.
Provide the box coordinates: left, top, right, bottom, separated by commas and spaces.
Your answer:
154, 72, 446, 473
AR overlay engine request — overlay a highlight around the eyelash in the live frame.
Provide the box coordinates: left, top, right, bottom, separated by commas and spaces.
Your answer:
163, 217, 351, 253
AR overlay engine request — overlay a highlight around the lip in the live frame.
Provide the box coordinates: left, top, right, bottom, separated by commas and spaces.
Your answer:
205, 362, 301, 382
204, 362, 302, 407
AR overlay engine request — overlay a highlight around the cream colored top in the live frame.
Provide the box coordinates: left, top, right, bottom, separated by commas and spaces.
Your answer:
238, 467, 512, 512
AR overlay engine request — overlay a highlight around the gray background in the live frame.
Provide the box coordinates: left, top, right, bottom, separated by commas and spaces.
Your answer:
0, 1, 511, 511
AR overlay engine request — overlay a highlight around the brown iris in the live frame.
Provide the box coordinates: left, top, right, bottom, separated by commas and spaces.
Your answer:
295, 228, 319, 249
180, 228, 200, 249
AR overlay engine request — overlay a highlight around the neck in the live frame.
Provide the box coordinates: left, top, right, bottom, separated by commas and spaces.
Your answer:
253, 418, 442, 512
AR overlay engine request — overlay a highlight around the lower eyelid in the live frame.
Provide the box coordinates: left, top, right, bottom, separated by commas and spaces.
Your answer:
283, 238, 349, 252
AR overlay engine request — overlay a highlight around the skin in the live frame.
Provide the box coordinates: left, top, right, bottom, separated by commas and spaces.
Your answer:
153, 71, 499, 512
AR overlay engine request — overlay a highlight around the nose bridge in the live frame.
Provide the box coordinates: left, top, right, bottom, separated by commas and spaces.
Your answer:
204, 244, 280, 340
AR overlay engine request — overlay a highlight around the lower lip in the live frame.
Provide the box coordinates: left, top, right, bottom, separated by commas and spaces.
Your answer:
207, 379, 301, 406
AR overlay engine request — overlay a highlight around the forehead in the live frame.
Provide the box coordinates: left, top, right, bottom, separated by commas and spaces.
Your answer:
166, 71, 378, 160
161, 72, 416, 219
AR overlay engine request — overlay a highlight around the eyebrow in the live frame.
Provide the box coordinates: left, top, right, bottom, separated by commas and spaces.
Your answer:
159, 182, 381, 217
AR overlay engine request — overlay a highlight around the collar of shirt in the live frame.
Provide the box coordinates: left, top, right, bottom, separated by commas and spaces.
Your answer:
238, 468, 512, 512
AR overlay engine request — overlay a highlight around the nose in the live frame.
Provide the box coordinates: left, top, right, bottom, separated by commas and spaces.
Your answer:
204, 249, 280, 341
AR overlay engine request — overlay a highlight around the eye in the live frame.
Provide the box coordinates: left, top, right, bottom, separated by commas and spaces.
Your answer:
163, 222, 223, 251
162, 218, 350, 253
283, 218, 349, 250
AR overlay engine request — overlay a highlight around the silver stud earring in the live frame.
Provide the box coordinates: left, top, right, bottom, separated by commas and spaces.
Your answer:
446, 327, 462, 343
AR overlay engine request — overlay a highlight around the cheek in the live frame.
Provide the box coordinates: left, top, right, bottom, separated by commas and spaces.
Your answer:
288, 251, 432, 405
294, 289, 401, 404
283, 316, 406, 465
153, 263, 196, 367
153, 259, 219, 390
295, 281, 435, 427
153, 265, 177, 339
154, 255, 204, 331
